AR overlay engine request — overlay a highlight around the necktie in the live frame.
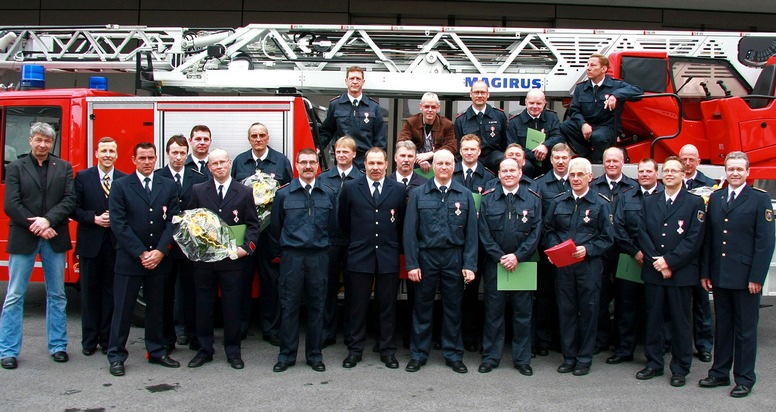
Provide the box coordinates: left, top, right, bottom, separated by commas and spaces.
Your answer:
218, 184, 224, 200
685, 179, 693, 190
464, 169, 473, 189
255, 159, 262, 171
143, 177, 151, 197
666, 198, 673, 209
340, 172, 346, 188
728, 191, 736, 206
507, 192, 514, 219
102, 175, 110, 199
440, 185, 447, 202
402, 177, 408, 187
175, 173, 182, 190
476, 111, 484, 123
305, 184, 313, 214
372, 181, 380, 203
353, 99, 358, 107
593, 85, 599, 101
305, 184, 312, 195
199, 160, 206, 174
610, 180, 617, 193
575, 196, 582, 206
559, 178, 565, 189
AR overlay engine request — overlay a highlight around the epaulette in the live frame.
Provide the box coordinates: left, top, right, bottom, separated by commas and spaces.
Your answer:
545, 108, 558, 114
483, 166, 496, 176
189, 167, 204, 176
509, 113, 520, 120
456, 112, 465, 118
493, 106, 505, 112
368, 96, 379, 103
534, 173, 547, 180
620, 185, 635, 193
712, 185, 727, 192
277, 182, 290, 190
753, 187, 768, 193
329, 96, 339, 102
481, 188, 496, 196
528, 188, 542, 199
597, 192, 611, 202
576, 79, 587, 85
552, 191, 566, 199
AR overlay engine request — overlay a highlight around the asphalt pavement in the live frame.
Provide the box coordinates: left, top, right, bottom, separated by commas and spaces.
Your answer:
1, 283, 774, 411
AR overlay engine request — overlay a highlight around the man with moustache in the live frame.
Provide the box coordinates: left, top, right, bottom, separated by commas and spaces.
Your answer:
157, 135, 207, 351
73, 137, 127, 356
339, 147, 406, 369
454, 80, 509, 171
187, 149, 260, 370
507, 88, 564, 178
107, 143, 180, 376
270, 149, 337, 373
398, 92, 457, 173
478, 158, 542, 376
699, 152, 775, 398
607, 158, 663, 365
636, 157, 706, 387
389, 141, 427, 192
404, 149, 478, 374
185, 125, 213, 178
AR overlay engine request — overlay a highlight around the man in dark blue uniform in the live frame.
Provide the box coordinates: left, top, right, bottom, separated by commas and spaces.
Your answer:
560, 54, 643, 162
607, 158, 663, 365
636, 156, 706, 387
231, 122, 293, 346
478, 158, 542, 376
184, 125, 212, 179
319, 66, 386, 170
506, 89, 563, 178
106, 142, 180, 376
73, 137, 127, 357
543, 157, 614, 376
679, 143, 716, 363
699, 151, 775, 398
187, 149, 260, 370
318, 136, 363, 346
454, 80, 508, 171
270, 149, 336, 373
404, 149, 478, 374
339, 147, 406, 369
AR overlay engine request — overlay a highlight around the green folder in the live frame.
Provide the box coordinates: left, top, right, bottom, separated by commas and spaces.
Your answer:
616, 253, 643, 284
414, 167, 434, 180
471, 193, 482, 212
526, 128, 545, 151
229, 224, 246, 245
497, 262, 538, 291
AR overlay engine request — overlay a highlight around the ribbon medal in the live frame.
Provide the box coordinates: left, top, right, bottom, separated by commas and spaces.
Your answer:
162, 206, 168, 220
390, 209, 396, 223
583, 209, 590, 223
677, 220, 684, 234
364, 112, 370, 124
522, 210, 528, 223
233, 210, 240, 223
490, 126, 496, 138
455, 202, 462, 216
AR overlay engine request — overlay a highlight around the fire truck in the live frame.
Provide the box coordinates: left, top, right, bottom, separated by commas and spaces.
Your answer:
0, 24, 775, 294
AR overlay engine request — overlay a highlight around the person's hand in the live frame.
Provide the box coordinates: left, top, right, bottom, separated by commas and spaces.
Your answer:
652, 256, 670, 272
499, 253, 518, 272
408, 268, 422, 282
581, 123, 593, 140
94, 211, 111, 228
604, 94, 618, 111
533, 144, 548, 161
28, 216, 51, 236
634, 250, 644, 265
749, 282, 763, 295
571, 246, 587, 259
462, 269, 475, 284
39, 227, 58, 239
236, 247, 248, 259
701, 278, 712, 292
141, 250, 164, 270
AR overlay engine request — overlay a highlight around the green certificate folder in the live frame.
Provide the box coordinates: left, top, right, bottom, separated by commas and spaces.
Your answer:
471, 193, 482, 212
497, 262, 537, 291
414, 167, 434, 180
616, 253, 643, 284
229, 224, 246, 245
526, 128, 545, 151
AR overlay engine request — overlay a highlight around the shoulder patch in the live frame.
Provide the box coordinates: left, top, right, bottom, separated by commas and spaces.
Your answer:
552, 192, 566, 199
277, 182, 290, 190
329, 96, 338, 102
697, 210, 705, 222
766, 209, 773, 222
753, 187, 767, 193
368, 96, 379, 103
597, 193, 611, 202
481, 188, 496, 196
528, 188, 542, 199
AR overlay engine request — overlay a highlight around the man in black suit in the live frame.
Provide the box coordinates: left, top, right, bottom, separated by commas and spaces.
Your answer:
184, 125, 212, 178
0, 122, 76, 370
678, 143, 716, 363
636, 156, 706, 387
699, 151, 775, 398
73, 137, 128, 357
106, 142, 180, 376
187, 149, 260, 370
338, 147, 405, 369
157, 135, 207, 351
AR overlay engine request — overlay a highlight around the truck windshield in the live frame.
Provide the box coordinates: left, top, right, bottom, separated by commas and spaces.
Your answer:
670, 57, 752, 98
3, 105, 63, 167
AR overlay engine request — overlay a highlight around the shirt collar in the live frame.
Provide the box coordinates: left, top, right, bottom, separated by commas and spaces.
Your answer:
337, 166, 353, 177
215, 177, 232, 192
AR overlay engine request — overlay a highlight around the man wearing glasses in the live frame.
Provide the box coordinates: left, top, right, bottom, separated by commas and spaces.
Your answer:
398, 92, 457, 173
454, 80, 508, 171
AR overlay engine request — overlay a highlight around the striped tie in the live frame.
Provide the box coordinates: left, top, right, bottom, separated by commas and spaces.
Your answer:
102, 174, 110, 198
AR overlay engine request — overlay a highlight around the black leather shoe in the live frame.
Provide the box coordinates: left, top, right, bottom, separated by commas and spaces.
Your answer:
149, 354, 180, 368
51, 351, 69, 363
188, 340, 201, 351
228, 358, 245, 370
557, 363, 575, 373
572, 365, 590, 376
516, 364, 533, 376
535, 347, 549, 357
307, 360, 326, 372
699, 376, 731, 388
405, 359, 425, 372
670, 374, 686, 387
698, 351, 712, 363
464, 343, 479, 353
478, 362, 495, 373
606, 355, 634, 364
109, 361, 125, 376
187, 355, 212, 368
273, 361, 294, 372
380, 355, 399, 369
263, 335, 281, 347
1, 357, 17, 369
636, 367, 664, 380
342, 354, 362, 368
176, 335, 190, 346
445, 360, 468, 374
730, 384, 751, 398
82, 348, 97, 356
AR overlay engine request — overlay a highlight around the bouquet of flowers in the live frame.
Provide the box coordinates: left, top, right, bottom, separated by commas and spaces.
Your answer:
242, 171, 279, 232
689, 184, 719, 209
173, 208, 238, 261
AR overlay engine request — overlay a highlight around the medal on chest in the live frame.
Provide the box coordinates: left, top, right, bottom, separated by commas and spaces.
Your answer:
522, 210, 528, 223
677, 220, 684, 234
455, 202, 462, 216
364, 112, 370, 124
390, 209, 396, 223
162, 206, 167, 220
233, 210, 239, 223
583, 209, 590, 223
490, 126, 496, 138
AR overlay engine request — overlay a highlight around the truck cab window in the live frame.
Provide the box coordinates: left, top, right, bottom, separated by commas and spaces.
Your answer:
2, 106, 63, 181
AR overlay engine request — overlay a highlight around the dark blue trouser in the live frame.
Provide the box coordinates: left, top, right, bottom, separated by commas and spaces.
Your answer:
709, 287, 760, 387
481, 259, 532, 366
555, 258, 602, 367
644, 283, 692, 376
194, 263, 243, 360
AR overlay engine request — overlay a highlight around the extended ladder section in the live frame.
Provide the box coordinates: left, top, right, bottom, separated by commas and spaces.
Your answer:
0, 24, 773, 96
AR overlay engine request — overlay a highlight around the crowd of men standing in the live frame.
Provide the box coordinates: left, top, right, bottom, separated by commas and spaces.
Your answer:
0, 56, 773, 399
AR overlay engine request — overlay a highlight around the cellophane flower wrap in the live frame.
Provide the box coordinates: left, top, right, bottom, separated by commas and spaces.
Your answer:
689, 184, 719, 209
173, 208, 238, 261
242, 171, 278, 232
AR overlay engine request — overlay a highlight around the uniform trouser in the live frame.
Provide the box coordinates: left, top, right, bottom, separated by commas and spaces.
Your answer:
612, 278, 644, 358
596, 259, 616, 349
163, 258, 195, 345
708, 287, 760, 388
347, 271, 399, 357
79, 242, 116, 351
324, 243, 347, 342
461, 252, 483, 347
555, 258, 601, 366
692, 284, 714, 353
194, 263, 243, 360
277, 250, 328, 364
560, 121, 615, 163
481, 260, 532, 366
108, 272, 166, 363
253, 231, 281, 339
644, 283, 692, 376
532, 254, 558, 351
410, 248, 465, 363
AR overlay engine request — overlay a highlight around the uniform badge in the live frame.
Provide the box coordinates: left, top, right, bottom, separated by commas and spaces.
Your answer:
455, 202, 462, 216
390, 209, 396, 223
697, 210, 705, 222
677, 220, 684, 234
477, 186, 483, 194
364, 113, 370, 123
162, 206, 167, 220
522, 210, 528, 223
583, 209, 590, 223
490, 126, 496, 138
233, 210, 239, 223
766, 209, 773, 222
